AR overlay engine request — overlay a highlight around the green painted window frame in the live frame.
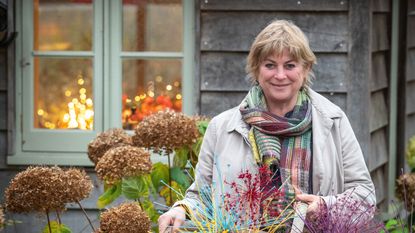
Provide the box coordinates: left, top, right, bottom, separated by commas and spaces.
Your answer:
8, 0, 195, 166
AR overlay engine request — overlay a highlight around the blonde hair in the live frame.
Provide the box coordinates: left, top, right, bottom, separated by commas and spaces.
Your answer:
246, 19, 317, 87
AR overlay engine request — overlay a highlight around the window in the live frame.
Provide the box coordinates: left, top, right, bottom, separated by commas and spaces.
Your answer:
9, 0, 195, 165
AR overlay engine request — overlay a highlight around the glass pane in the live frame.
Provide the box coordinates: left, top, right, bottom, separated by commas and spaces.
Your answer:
122, 59, 182, 129
123, 0, 182, 52
34, 0, 93, 51
33, 57, 94, 130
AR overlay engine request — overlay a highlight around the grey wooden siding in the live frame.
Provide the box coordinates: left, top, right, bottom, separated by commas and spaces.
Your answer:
198, 0, 392, 207
406, 2, 415, 148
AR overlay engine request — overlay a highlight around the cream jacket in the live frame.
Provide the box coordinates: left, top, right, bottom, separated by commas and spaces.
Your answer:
175, 89, 376, 214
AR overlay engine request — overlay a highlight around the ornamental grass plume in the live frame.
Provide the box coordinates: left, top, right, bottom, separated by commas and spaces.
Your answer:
95, 145, 152, 184
396, 173, 415, 211
132, 110, 200, 153
0, 206, 4, 229
88, 128, 132, 165
96, 202, 151, 233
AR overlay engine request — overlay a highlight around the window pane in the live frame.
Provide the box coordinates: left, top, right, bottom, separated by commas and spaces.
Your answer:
33, 57, 94, 130
122, 0, 182, 52
122, 59, 182, 129
34, 0, 93, 51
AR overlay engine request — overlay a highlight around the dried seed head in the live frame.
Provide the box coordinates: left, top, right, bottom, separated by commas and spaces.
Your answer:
88, 128, 132, 165
5, 166, 93, 214
97, 202, 151, 233
95, 146, 152, 184
132, 110, 200, 153
62, 168, 93, 203
0, 206, 4, 228
396, 173, 415, 211
5, 166, 67, 213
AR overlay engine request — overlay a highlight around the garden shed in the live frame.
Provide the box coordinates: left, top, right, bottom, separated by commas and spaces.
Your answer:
0, 0, 414, 232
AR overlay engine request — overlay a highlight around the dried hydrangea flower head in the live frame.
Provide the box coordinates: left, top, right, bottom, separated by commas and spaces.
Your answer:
96, 202, 151, 233
132, 110, 200, 153
396, 173, 415, 211
62, 168, 93, 203
5, 166, 68, 213
5, 166, 93, 214
95, 145, 152, 184
88, 128, 132, 165
0, 206, 4, 228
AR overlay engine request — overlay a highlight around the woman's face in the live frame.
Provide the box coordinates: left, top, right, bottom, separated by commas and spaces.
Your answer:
257, 49, 308, 113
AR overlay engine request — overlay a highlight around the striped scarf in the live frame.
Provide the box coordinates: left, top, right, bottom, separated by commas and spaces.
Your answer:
240, 85, 312, 200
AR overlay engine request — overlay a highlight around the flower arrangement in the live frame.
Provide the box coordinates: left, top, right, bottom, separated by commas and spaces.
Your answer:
4, 166, 94, 232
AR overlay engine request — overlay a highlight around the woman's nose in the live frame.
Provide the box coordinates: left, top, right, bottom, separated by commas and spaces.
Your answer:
273, 68, 286, 80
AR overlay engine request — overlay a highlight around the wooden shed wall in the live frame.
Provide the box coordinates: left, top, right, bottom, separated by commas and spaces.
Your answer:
406, 2, 415, 144
198, 0, 391, 206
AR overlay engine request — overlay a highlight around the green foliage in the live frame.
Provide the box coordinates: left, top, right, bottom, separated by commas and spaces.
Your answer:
42, 221, 72, 233
142, 199, 160, 223
97, 182, 122, 209
196, 120, 209, 135
151, 162, 169, 190
407, 136, 415, 170
170, 167, 190, 189
122, 175, 154, 199
381, 219, 409, 233
173, 147, 189, 169
160, 181, 184, 206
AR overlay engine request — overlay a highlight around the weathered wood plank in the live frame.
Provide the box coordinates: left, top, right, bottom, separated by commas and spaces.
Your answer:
371, 52, 389, 91
372, 13, 390, 52
348, 0, 371, 160
7, 0, 16, 155
407, 49, 415, 82
408, 17, 415, 48
200, 52, 348, 92
0, 131, 7, 168
406, 81, 415, 115
369, 128, 388, 171
370, 90, 388, 132
409, 0, 415, 11
372, 0, 391, 12
200, 0, 349, 11
200, 92, 247, 116
0, 92, 6, 130
201, 12, 348, 52
320, 92, 347, 112
406, 113, 415, 142
370, 165, 387, 204
0, 49, 6, 91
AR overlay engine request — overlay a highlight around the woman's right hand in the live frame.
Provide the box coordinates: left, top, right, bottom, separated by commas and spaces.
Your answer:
158, 206, 186, 233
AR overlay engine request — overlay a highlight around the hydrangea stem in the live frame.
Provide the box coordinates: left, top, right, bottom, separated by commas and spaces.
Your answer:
46, 211, 52, 233
77, 201, 96, 232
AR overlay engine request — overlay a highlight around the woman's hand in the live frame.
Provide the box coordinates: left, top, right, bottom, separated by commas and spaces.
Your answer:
158, 206, 186, 233
294, 187, 326, 217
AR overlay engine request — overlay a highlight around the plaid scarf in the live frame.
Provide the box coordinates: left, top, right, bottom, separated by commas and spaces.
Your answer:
240, 85, 312, 204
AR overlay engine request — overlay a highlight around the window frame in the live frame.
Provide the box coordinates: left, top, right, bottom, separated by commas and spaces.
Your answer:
8, 0, 195, 166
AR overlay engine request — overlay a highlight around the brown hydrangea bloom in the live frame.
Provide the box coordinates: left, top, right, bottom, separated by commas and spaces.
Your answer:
396, 173, 415, 211
0, 206, 4, 228
95, 146, 152, 184
97, 202, 151, 233
5, 166, 67, 213
88, 128, 132, 165
62, 168, 93, 203
132, 110, 200, 153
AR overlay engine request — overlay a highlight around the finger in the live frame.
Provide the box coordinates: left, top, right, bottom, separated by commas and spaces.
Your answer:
293, 185, 302, 195
158, 215, 173, 233
172, 216, 185, 233
296, 193, 318, 203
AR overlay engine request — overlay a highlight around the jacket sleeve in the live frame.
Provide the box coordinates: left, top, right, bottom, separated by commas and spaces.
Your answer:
321, 111, 376, 209
172, 117, 217, 215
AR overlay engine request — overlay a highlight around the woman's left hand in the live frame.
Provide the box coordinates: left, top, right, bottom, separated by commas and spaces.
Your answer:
294, 186, 326, 215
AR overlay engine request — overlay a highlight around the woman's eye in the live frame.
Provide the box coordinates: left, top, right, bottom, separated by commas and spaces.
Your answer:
285, 63, 296, 69
265, 63, 275, 69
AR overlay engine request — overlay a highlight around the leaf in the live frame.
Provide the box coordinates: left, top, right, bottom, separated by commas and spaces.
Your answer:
160, 181, 183, 206
174, 147, 189, 169
96, 182, 122, 208
196, 120, 209, 135
385, 219, 399, 230
142, 198, 160, 223
170, 167, 190, 189
42, 221, 72, 233
122, 175, 150, 200
151, 162, 169, 190
191, 137, 203, 163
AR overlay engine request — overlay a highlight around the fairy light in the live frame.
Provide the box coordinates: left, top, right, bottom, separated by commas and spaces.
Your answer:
134, 96, 140, 102
155, 75, 163, 82
174, 81, 180, 87
176, 94, 182, 100
79, 88, 86, 95
65, 90, 71, 97
37, 109, 44, 116
148, 91, 154, 97
78, 78, 84, 85
166, 85, 172, 91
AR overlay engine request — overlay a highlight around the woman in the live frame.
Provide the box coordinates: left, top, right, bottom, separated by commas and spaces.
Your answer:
158, 19, 375, 232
